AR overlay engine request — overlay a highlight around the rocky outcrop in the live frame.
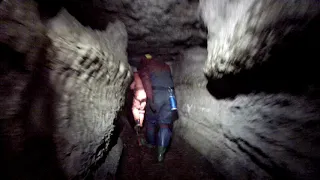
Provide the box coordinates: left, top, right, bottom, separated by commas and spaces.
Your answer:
200, 0, 320, 79
173, 47, 320, 179
0, 0, 131, 179
177, 6, 320, 179
104, 0, 207, 61
47, 9, 131, 179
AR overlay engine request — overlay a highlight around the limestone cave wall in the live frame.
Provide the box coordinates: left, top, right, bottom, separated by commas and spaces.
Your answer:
0, 0, 131, 179
173, 47, 320, 179
104, 0, 207, 62
1, 0, 320, 179
47, 9, 131, 179
173, 0, 320, 179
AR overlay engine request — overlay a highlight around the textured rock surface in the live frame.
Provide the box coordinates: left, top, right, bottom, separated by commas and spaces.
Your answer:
104, 0, 207, 61
173, 47, 320, 179
200, 0, 320, 79
35, 0, 207, 62
2, 0, 320, 179
0, 1, 60, 179
47, 9, 131, 179
0, 0, 131, 179
94, 138, 123, 179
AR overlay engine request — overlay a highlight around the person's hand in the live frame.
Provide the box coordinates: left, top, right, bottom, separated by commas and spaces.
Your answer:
148, 99, 157, 113
134, 123, 141, 134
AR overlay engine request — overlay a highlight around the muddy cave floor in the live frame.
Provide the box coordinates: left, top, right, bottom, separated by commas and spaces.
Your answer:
115, 115, 222, 180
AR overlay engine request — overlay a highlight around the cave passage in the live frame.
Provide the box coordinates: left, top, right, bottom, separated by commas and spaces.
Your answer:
1, 0, 320, 180
115, 111, 221, 180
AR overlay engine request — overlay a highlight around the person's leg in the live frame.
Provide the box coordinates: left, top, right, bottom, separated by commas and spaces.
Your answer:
141, 104, 157, 148
157, 98, 173, 162
146, 120, 157, 146
157, 123, 172, 161
158, 124, 172, 147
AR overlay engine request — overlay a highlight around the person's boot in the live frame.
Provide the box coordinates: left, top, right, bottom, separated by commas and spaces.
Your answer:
157, 124, 172, 162
157, 146, 166, 162
134, 124, 141, 134
139, 137, 155, 148
134, 125, 155, 148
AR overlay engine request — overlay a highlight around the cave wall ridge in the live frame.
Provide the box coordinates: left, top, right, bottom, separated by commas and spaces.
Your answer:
0, 0, 132, 178
46, 9, 131, 179
173, 47, 320, 180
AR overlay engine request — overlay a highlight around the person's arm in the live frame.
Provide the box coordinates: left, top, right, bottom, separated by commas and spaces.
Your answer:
138, 59, 153, 101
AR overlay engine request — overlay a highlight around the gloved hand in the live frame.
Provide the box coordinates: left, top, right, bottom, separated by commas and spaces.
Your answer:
135, 119, 140, 126
134, 123, 141, 134
148, 99, 157, 113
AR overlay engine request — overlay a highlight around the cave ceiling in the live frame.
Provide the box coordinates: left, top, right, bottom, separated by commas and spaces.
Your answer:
37, 0, 207, 64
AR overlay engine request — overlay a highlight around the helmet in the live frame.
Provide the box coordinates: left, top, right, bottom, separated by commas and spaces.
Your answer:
145, 54, 152, 60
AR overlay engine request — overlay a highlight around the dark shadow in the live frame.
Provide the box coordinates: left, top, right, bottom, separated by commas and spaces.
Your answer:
120, 87, 136, 129
199, 39, 207, 48
206, 15, 320, 99
63, 0, 116, 30
36, 0, 116, 30
172, 110, 179, 122
0, 44, 26, 75
35, 0, 63, 20
0, 40, 67, 179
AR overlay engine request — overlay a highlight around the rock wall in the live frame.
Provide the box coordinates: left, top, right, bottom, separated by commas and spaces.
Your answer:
46, 9, 131, 179
173, 47, 320, 179
173, 1, 320, 179
104, 0, 207, 61
199, 0, 320, 79
0, 0, 131, 179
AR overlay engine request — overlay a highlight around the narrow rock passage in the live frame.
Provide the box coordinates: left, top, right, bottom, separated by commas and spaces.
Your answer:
116, 115, 222, 180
